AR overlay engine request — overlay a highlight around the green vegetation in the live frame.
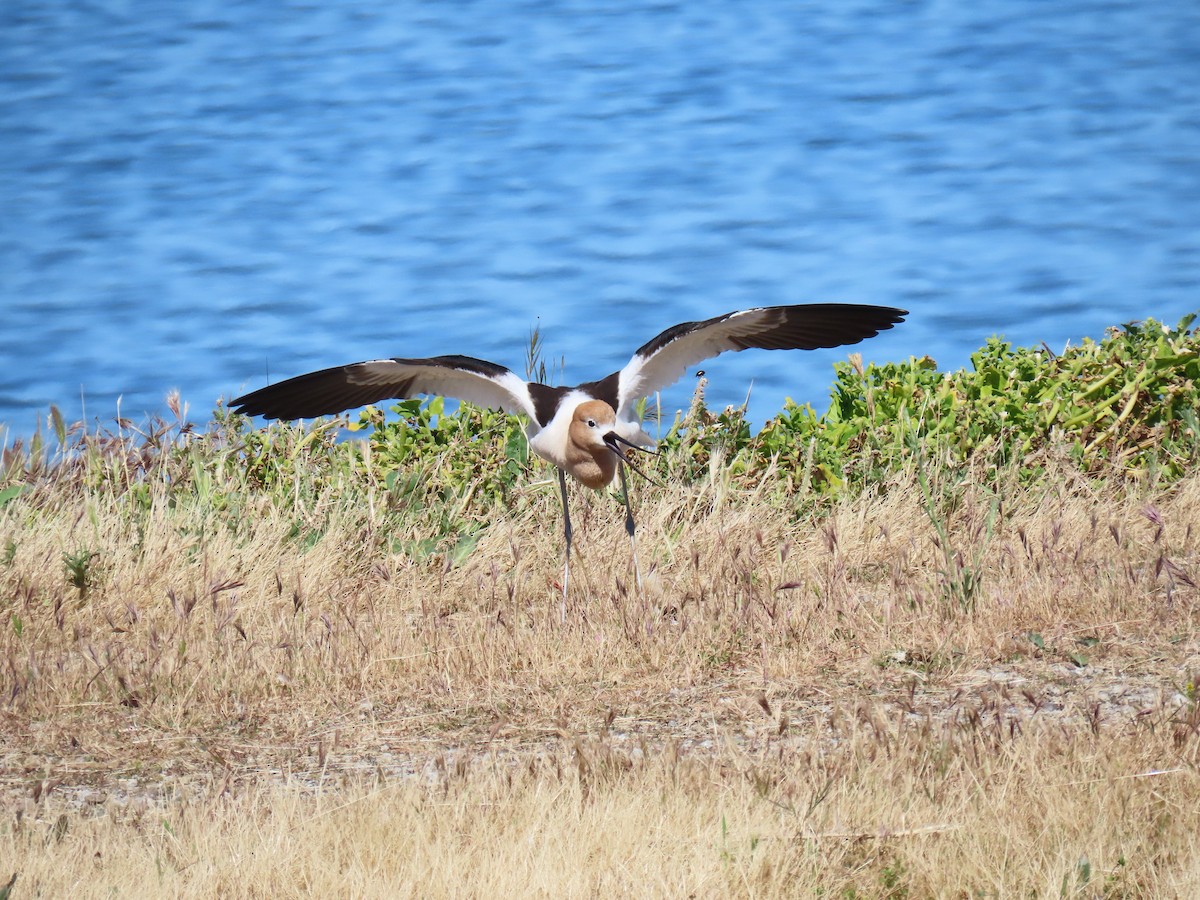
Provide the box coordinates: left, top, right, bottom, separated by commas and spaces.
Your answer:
663, 313, 1199, 491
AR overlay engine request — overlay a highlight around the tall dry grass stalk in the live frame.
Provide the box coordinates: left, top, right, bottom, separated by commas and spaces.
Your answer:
1, 434, 1199, 895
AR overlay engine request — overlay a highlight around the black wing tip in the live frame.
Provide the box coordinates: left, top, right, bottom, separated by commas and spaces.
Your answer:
866, 304, 908, 329
228, 392, 339, 421
719, 304, 908, 353
228, 389, 275, 419
228, 402, 297, 421
229, 355, 519, 422
229, 387, 374, 421
228, 363, 373, 421
791, 302, 907, 323
795, 302, 908, 328
745, 303, 908, 345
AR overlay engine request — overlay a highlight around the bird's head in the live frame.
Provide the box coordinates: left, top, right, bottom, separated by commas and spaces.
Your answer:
564, 400, 620, 489
567, 399, 659, 489
569, 400, 618, 451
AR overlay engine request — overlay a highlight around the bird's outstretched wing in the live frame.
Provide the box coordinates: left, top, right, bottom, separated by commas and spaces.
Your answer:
231, 354, 539, 421
613, 303, 907, 417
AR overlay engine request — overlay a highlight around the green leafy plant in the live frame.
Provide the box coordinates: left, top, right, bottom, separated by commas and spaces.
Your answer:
63, 548, 99, 599
654, 313, 1199, 496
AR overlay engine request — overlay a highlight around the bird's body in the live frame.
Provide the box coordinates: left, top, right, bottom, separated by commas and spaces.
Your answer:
232, 303, 907, 605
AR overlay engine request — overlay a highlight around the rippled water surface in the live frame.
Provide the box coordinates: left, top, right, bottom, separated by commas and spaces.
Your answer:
2, 1, 1198, 437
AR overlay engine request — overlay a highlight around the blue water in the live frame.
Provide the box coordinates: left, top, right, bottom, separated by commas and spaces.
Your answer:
2, 1, 1199, 442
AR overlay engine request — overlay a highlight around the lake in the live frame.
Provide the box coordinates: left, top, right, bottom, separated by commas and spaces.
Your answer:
2, 0, 1198, 442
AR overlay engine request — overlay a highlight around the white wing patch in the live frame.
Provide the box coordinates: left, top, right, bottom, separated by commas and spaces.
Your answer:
350, 360, 538, 420
615, 308, 780, 417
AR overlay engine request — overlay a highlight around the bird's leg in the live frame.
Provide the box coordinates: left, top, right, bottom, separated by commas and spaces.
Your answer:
617, 460, 643, 592
558, 467, 572, 622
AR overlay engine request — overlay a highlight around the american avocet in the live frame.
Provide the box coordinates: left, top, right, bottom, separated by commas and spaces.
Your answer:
232, 303, 906, 604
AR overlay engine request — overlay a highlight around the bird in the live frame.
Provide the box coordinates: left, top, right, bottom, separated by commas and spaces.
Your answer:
231, 303, 907, 608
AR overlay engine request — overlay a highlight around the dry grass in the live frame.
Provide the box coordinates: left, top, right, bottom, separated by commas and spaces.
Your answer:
4, 721, 1199, 898
2, 443, 1200, 896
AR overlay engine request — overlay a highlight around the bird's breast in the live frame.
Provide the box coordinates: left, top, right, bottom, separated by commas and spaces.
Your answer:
566, 450, 618, 490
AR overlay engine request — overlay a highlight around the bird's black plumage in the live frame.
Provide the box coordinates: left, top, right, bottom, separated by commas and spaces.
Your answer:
229, 304, 907, 423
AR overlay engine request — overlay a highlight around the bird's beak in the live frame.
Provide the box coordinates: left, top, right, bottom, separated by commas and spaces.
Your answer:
604, 432, 660, 486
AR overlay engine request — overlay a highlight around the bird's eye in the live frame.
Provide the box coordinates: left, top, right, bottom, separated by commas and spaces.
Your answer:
587, 418, 597, 428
